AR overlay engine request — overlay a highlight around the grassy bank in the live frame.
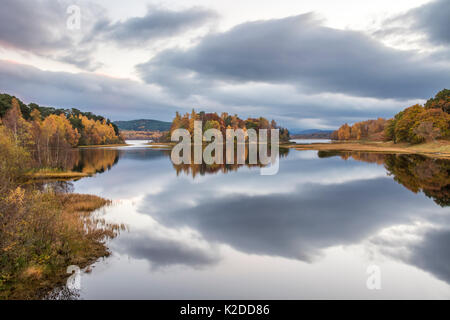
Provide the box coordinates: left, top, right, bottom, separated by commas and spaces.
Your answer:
146, 142, 176, 149
27, 168, 90, 180
0, 192, 120, 299
290, 140, 450, 159
78, 143, 129, 148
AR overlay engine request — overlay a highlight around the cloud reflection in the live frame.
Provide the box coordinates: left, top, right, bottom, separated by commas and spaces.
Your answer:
73, 147, 450, 284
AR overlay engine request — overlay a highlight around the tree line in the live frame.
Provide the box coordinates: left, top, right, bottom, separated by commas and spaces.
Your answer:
166, 110, 290, 142
332, 89, 450, 144
331, 118, 387, 141
0, 93, 123, 168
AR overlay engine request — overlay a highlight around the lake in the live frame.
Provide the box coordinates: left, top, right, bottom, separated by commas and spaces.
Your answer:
52, 141, 450, 299
290, 139, 332, 144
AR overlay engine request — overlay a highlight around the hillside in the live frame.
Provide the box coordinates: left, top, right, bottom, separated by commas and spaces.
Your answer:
114, 119, 172, 132
291, 129, 333, 139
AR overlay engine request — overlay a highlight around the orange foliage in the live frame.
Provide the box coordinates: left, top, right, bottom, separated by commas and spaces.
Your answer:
78, 115, 120, 145
332, 118, 386, 141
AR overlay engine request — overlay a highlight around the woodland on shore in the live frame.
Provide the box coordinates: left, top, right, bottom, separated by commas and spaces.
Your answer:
331, 89, 450, 144
0, 94, 121, 299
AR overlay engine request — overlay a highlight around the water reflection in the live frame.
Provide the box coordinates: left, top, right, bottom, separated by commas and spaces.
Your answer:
73, 148, 120, 175
318, 151, 450, 206
64, 146, 450, 298
172, 146, 290, 178
144, 177, 430, 261
385, 155, 449, 207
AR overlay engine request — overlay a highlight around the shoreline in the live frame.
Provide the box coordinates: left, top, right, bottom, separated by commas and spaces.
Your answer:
1, 193, 119, 300
26, 140, 450, 182
27, 171, 91, 180
288, 140, 450, 159
28, 143, 129, 180
78, 143, 129, 148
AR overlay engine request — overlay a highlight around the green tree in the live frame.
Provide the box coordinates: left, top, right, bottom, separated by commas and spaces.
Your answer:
425, 89, 450, 113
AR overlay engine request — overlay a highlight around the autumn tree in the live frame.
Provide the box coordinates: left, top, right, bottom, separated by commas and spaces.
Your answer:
204, 120, 221, 131
413, 121, 441, 142
336, 123, 351, 140
387, 103, 450, 144
425, 89, 450, 114
0, 126, 30, 192
168, 110, 290, 142
2, 98, 32, 146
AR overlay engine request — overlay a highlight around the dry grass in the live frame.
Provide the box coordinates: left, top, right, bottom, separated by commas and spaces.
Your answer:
0, 191, 121, 300
290, 140, 450, 159
78, 143, 129, 148
28, 170, 89, 180
408, 140, 450, 154
146, 142, 176, 148
60, 193, 111, 213
22, 266, 44, 280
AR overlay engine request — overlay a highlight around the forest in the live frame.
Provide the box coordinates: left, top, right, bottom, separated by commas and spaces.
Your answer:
120, 130, 165, 141
0, 93, 123, 168
166, 110, 291, 142
332, 89, 450, 144
0, 94, 122, 298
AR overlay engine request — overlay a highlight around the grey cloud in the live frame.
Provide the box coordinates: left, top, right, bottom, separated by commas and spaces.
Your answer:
385, 0, 450, 46
207, 86, 413, 122
0, 1, 216, 70
0, 0, 71, 51
0, 59, 421, 130
137, 13, 450, 100
0, 59, 176, 121
90, 6, 217, 46
0, 0, 105, 70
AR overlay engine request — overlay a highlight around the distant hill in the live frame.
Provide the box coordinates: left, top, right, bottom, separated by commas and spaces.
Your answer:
290, 129, 334, 139
114, 119, 172, 132
290, 129, 334, 135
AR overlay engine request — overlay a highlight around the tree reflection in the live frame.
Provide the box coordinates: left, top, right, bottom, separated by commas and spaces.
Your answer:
318, 151, 450, 206
384, 154, 449, 207
171, 146, 290, 178
71, 148, 120, 175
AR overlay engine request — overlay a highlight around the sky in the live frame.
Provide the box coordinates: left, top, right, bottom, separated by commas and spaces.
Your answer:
0, 0, 449, 130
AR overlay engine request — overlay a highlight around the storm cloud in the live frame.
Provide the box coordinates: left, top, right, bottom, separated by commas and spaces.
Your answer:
137, 13, 450, 100
0, 0, 73, 52
1, 58, 419, 129
381, 0, 450, 46
0, 60, 177, 120
89, 6, 217, 46
0, 0, 216, 70
0, 0, 105, 70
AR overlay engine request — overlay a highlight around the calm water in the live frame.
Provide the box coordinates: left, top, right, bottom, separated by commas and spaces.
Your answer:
56, 141, 450, 299
290, 139, 332, 144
